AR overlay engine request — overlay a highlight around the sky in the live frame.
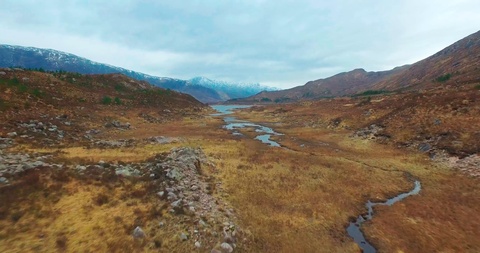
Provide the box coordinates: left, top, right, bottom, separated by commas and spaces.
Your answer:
1, 1, 480, 89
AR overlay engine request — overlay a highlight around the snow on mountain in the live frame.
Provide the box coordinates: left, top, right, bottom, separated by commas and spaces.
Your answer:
0, 44, 276, 103
187, 76, 278, 100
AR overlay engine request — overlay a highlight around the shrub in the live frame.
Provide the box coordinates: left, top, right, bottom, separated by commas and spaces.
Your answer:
101, 96, 113, 105
114, 84, 125, 92
17, 84, 28, 93
353, 90, 388, 97
114, 97, 122, 105
436, 73, 451, 82
32, 88, 43, 97
475, 84, 480, 90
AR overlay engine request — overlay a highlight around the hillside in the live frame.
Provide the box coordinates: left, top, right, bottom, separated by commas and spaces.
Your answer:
0, 68, 206, 147
234, 30, 480, 103
0, 45, 274, 103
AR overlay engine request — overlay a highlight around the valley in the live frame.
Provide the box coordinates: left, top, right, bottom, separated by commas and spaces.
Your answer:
0, 67, 479, 252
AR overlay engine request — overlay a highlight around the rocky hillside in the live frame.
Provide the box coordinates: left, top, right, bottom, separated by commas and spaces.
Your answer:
0, 68, 207, 147
234, 30, 480, 103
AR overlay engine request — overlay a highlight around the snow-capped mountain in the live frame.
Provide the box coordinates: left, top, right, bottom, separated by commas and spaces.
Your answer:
0, 44, 276, 103
187, 77, 278, 100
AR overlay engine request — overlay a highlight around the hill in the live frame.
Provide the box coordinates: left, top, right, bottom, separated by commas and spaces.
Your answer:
0, 45, 275, 103
0, 68, 206, 147
233, 30, 480, 103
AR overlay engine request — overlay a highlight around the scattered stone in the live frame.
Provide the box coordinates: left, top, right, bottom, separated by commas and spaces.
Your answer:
0, 177, 8, 184
157, 191, 165, 198
132, 226, 145, 238
220, 242, 234, 253
418, 143, 431, 152
180, 232, 188, 241
195, 241, 201, 248
7, 132, 17, 137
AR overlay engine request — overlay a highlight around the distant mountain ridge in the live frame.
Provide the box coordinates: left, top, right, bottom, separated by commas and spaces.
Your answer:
0, 44, 275, 103
233, 30, 480, 103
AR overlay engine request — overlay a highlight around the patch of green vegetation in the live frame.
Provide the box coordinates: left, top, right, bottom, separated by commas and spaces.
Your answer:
114, 84, 126, 92
474, 84, 480, 90
0, 98, 9, 111
78, 98, 87, 103
274, 97, 291, 103
114, 97, 122, 105
17, 84, 28, 93
260, 97, 272, 102
101, 96, 113, 105
436, 73, 451, 82
31, 88, 43, 98
353, 90, 389, 97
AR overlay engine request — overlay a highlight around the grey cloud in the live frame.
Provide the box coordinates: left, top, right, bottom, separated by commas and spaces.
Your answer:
1, 0, 480, 88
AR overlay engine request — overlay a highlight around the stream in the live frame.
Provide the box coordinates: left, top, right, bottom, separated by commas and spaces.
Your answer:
347, 181, 421, 253
211, 105, 422, 252
211, 105, 283, 147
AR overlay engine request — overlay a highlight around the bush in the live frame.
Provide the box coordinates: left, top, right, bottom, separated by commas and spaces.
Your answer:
101, 96, 113, 105
114, 84, 125, 92
114, 97, 122, 105
436, 73, 451, 82
31, 88, 43, 97
353, 90, 388, 97
475, 84, 480, 90
17, 84, 28, 93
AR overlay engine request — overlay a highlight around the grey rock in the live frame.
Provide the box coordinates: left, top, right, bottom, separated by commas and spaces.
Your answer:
418, 143, 431, 152
166, 168, 182, 180
220, 242, 234, 253
132, 226, 145, 238
180, 232, 188, 241
167, 192, 177, 200
0, 177, 8, 184
7, 132, 17, 137
195, 241, 201, 248
157, 191, 165, 198
0, 71, 6, 75
171, 199, 182, 208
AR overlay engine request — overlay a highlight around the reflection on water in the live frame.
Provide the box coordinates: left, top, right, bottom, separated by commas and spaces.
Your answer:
211, 105, 283, 147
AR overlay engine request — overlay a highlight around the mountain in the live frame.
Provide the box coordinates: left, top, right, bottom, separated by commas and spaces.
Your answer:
233, 30, 480, 103
187, 76, 278, 101
0, 45, 274, 103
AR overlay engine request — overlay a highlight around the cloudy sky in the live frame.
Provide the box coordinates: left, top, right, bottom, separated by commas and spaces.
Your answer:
1, 1, 480, 88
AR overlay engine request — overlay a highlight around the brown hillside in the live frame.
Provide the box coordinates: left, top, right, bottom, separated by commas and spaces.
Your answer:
0, 68, 206, 147
372, 30, 480, 91
233, 30, 480, 103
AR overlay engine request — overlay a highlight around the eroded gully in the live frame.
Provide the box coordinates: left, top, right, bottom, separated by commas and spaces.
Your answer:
211, 105, 422, 253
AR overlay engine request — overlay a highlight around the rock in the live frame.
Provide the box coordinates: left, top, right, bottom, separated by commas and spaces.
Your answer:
220, 242, 234, 253
195, 241, 201, 248
159, 221, 164, 227
7, 132, 17, 137
167, 192, 177, 200
180, 232, 188, 241
0, 71, 6, 75
157, 191, 165, 198
418, 143, 431, 152
75, 165, 87, 171
132, 226, 145, 238
166, 168, 182, 180
434, 119, 442, 125
0, 177, 8, 184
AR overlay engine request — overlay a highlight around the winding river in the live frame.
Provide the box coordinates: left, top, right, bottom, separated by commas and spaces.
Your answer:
211, 105, 282, 147
211, 105, 422, 252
